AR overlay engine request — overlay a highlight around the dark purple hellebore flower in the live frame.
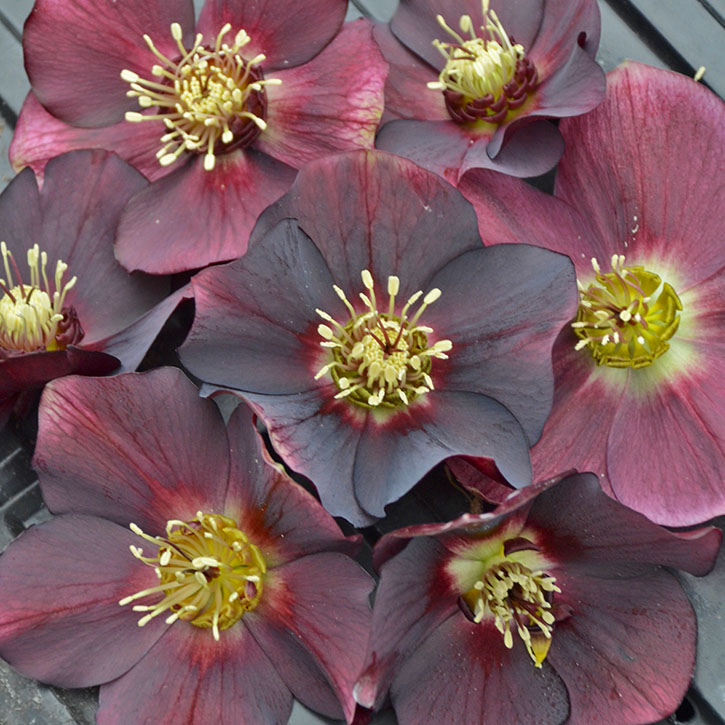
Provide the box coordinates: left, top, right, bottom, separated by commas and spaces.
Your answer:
354, 470, 722, 724
0, 148, 184, 427
179, 150, 577, 525
13, 0, 387, 273
458, 62, 725, 526
0, 367, 373, 724
374, 0, 605, 183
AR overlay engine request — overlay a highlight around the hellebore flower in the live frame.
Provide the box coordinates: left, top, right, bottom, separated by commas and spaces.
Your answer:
13, 0, 387, 273
0, 367, 373, 724
354, 469, 722, 724
458, 62, 725, 526
374, 0, 605, 182
0, 148, 184, 427
179, 150, 577, 525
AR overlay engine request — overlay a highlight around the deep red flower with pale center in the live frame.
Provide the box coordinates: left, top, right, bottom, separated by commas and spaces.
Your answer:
0, 367, 373, 724
355, 468, 721, 724
374, 0, 605, 183
179, 150, 577, 525
13, 0, 387, 273
458, 62, 725, 526
0, 148, 185, 427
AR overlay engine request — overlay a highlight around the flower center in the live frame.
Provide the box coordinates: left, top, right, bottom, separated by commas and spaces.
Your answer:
461, 540, 560, 668
121, 23, 281, 171
119, 511, 266, 641
0, 242, 82, 353
314, 270, 452, 409
427, 0, 537, 124
572, 255, 682, 369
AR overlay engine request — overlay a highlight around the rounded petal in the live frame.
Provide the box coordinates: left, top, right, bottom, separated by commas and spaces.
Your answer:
256, 20, 385, 169
247, 553, 374, 723
180, 220, 340, 395
11, 91, 173, 183
556, 62, 725, 290
0, 515, 168, 687
0, 165, 42, 247
115, 150, 296, 274
24, 0, 195, 127
34, 368, 231, 534
372, 22, 447, 123
196, 0, 346, 70
425, 244, 577, 445
353, 390, 532, 518
97, 618, 292, 724
548, 568, 697, 724
35, 150, 168, 342
391, 614, 569, 725
223, 402, 360, 566
529, 473, 722, 575
356, 537, 459, 711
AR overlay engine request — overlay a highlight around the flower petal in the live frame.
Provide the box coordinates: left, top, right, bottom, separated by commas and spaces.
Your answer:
556, 62, 725, 290
11, 92, 173, 183
115, 150, 296, 274
247, 553, 374, 723
355, 537, 458, 711
353, 390, 532, 518
223, 402, 360, 566
97, 618, 292, 724
0, 166, 42, 244
24, 0, 195, 127
0, 515, 168, 687
391, 614, 569, 725
196, 0, 346, 70
180, 220, 340, 395
34, 368, 230, 534
256, 20, 385, 169
548, 568, 697, 724
529, 473, 721, 575
372, 22, 448, 123
425, 243, 577, 445
607, 374, 725, 526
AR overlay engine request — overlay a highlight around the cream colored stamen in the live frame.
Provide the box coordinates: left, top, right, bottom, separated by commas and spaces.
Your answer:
122, 23, 281, 171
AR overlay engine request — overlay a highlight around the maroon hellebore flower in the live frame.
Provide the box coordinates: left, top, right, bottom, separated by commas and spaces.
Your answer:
179, 150, 577, 525
373, 0, 605, 183
13, 0, 387, 273
458, 62, 725, 526
354, 469, 722, 724
0, 148, 184, 427
0, 367, 373, 724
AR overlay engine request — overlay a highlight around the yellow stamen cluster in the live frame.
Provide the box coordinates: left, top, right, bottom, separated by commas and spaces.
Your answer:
573, 255, 682, 369
119, 512, 266, 641
121, 23, 281, 171
0, 242, 77, 352
463, 559, 560, 668
315, 270, 452, 409
429, 1, 524, 97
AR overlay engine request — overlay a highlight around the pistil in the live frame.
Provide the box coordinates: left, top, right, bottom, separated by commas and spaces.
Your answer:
314, 270, 452, 409
119, 512, 266, 641
0, 242, 81, 352
572, 255, 682, 368
427, 0, 538, 124
121, 23, 281, 171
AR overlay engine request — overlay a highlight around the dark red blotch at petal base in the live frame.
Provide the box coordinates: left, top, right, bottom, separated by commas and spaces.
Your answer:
355, 472, 720, 724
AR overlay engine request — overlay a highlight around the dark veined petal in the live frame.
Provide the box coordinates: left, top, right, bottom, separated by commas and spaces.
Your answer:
34, 368, 231, 534
0, 515, 168, 687
115, 149, 296, 274
24, 0, 195, 127
97, 617, 292, 724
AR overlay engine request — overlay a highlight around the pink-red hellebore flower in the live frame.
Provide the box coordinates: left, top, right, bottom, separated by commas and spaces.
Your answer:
374, 0, 605, 182
355, 468, 721, 724
14, 0, 387, 273
459, 62, 725, 526
0, 367, 373, 724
